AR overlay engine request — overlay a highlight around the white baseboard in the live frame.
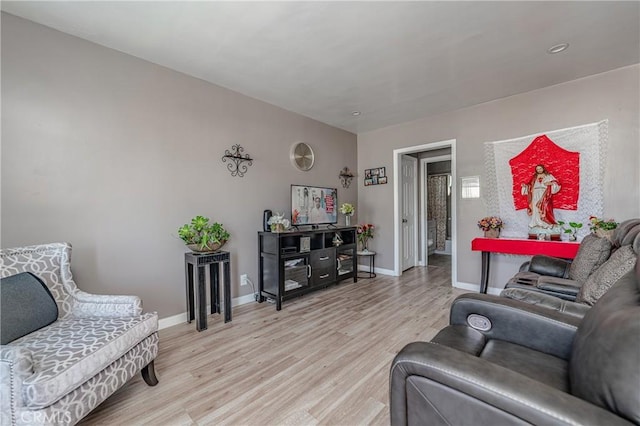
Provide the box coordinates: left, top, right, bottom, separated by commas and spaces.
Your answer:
454, 281, 502, 296
233, 293, 257, 307
158, 293, 257, 330
357, 264, 394, 276
158, 312, 188, 330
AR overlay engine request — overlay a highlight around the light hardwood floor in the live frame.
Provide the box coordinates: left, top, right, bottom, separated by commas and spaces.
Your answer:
81, 262, 464, 425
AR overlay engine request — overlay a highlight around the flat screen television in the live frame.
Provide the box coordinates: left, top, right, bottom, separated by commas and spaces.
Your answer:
291, 184, 338, 226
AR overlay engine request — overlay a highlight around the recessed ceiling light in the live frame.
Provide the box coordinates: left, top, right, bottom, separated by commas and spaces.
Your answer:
547, 43, 569, 54
351, 111, 361, 116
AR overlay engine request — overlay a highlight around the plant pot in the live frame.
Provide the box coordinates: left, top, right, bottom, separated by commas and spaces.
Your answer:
187, 240, 226, 253
484, 228, 500, 238
595, 229, 614, 240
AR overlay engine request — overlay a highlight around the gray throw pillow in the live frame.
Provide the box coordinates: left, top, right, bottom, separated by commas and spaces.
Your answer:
568, 234, 612, 284
576, 245, 636, 306
1, 272, 58, 344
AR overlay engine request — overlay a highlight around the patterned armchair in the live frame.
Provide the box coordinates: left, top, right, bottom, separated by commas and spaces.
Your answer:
0, 243, 159, 425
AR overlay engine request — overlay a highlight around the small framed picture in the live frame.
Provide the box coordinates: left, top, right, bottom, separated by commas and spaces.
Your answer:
364, 166, 387, 186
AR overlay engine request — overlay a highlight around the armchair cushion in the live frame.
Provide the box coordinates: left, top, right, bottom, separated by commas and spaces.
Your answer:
479, 339, 569, 392
431, 324, 570, 392
576, 245, 636, 305
11, 312, 157, 409
568, 234, 612, 283
1, 272, 58, 344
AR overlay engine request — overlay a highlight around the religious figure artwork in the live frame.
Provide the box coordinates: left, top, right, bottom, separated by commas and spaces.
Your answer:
509, 134, 580, 237
521, 164, 560, 229
484, 121, 605, 240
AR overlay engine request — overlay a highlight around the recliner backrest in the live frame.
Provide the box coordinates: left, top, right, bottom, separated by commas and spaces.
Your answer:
612, 219, 640, 248
567, 234, 612, 283
569, 251, 640, 424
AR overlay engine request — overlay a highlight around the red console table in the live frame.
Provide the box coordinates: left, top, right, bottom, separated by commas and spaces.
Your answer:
471, 238, 580, 294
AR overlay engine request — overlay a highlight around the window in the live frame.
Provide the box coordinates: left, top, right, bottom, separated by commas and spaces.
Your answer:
461, 176, 480, 199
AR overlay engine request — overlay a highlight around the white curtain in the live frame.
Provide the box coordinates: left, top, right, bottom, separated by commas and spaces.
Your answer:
427, 175, 448, 251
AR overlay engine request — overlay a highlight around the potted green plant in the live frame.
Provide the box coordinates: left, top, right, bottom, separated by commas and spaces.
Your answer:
588, 216, 618, 239
178, 215, 230, 252
557, 220, 583, 241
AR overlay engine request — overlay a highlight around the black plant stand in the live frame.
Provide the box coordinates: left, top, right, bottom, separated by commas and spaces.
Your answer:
357, 251, 376, 278
184, 250, 231, 331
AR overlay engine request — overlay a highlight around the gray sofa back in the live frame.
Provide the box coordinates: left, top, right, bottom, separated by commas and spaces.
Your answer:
570, 254, 640, 424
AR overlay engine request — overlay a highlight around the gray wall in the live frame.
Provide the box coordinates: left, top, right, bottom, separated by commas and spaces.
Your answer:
358, 64, 640, 290
1, 13, 357, 318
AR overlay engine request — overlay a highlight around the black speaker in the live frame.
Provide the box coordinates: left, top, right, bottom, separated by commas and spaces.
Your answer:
263, 210, 272, 231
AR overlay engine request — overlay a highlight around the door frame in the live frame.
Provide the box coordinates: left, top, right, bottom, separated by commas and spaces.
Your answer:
393, 139, 457, 283
420, 154, 452, 266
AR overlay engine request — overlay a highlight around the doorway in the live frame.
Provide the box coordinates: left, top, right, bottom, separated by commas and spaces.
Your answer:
421, 155, 452, 266
393, 140, 457, 286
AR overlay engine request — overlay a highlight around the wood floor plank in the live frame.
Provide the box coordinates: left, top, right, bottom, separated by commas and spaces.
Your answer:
80, 261, 464, 425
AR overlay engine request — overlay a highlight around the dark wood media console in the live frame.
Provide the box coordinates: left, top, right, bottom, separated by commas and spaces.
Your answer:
258, 227, 357, 310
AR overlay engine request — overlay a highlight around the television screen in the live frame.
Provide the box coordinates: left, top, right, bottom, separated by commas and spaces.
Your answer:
291, 185, 338, 225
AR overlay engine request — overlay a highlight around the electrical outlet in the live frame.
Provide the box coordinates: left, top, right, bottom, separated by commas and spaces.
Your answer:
240, 274, 248, 286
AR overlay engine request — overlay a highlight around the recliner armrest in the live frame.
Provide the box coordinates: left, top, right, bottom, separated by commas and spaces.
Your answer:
449, 294, 581, 359
528, 255, 572, 278
390, 342, 633, 426
536, 276, 581, 298
500, 288, 591, 319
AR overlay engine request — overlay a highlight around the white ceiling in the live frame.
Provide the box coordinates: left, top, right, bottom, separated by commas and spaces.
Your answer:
2, 1, 639, 134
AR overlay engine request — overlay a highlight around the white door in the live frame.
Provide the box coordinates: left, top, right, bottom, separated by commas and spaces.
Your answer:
402, 155, 417, 271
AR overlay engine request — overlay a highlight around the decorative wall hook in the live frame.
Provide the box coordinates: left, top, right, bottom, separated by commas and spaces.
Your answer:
339, 167, 355, 188
222, 144, 253, 177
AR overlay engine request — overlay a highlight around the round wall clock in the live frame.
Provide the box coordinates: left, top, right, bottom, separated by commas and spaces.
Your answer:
290, 142, 315, 171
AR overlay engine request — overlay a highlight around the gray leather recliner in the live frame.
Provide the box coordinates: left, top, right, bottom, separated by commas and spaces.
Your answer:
502, 218, 640, 302
501, 224, 640, 319
389, 254, 640, 426
502, 219, 640, 302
